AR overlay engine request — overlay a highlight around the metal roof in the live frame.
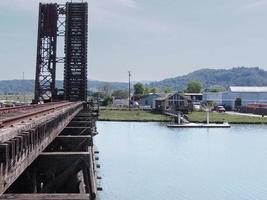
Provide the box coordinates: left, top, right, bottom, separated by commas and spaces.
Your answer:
183, 93, 203, 96
230, 86, 267, 93
155, 93, 173, 101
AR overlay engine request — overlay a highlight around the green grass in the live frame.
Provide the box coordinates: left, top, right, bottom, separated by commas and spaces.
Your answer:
99, 109, 171, 122
188, 111, 267, 124
99, 109, 267, 124
0, 95, 33, 103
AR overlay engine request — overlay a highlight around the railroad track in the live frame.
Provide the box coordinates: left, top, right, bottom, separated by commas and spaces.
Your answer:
0, 102, 70, 115
0, 102, 76, 128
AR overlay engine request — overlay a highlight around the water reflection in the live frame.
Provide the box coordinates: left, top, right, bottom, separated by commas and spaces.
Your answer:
95, 122, 267, 200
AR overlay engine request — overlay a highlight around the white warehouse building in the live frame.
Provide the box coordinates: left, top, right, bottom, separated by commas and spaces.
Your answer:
202, 92, 224, 106
203, 86, 267, 110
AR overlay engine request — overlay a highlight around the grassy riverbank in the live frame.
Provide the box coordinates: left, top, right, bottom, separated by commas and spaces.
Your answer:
0, 95, 33, 102
99, 109, 171, 122
99, 108, 267, 124
188, 111, 267, 124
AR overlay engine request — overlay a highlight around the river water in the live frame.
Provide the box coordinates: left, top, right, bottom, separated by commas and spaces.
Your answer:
95, 122, 267, 200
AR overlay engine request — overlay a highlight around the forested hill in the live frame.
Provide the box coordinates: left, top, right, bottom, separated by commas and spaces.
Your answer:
0, 80, 129, 94
148, 67, 267, 90
1, 67, 267, 94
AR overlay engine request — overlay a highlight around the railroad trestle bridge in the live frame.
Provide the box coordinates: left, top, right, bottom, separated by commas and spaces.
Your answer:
0, 1, 100, 200
0, 101, 99, 199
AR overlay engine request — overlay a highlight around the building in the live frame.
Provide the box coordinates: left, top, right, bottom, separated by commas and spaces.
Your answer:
183, 93, 203, 103
203, 86, 267, 110
202, 92, 224, 106
112, 98, 129, 107
140, 93, 160, 108
223, 86, 267, 110
155, 93, 192, 113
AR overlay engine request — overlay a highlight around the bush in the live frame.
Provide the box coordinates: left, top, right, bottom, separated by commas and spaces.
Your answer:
102, 96, 113, 106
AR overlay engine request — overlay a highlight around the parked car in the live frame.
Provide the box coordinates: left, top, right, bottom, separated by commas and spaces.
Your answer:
216, 105, 225, 113
192, 102, 201, 111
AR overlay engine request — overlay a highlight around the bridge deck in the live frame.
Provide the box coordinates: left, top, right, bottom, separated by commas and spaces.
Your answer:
0, 102, 84, 195
0, 194, 90, 200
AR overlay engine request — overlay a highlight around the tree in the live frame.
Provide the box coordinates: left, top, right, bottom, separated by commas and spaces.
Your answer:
143, 87, 151, 95
208, 85, 226, 92
102, 96, 113, 106
164, 87, 172, 93
143, 87, 160, 95
150, 87, 159, 93
112, 90, 128, 99
92, 91, 106, 99
101, 83, 111, 96
185, 81, 202, 93
134, 83, 144, 95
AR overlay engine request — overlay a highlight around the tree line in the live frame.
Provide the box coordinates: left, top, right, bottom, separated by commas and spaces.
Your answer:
91, 80, 227, 106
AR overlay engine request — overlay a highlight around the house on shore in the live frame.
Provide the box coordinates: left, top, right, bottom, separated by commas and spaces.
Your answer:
183, 93, 203, 103
140, 93, 160, 109
112, 98, 129, 107
155, 92, 193, 113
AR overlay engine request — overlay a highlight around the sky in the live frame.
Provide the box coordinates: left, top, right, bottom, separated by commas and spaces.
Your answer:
0, 0, 267, 82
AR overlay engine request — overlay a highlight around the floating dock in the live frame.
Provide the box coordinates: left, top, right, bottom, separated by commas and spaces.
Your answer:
167, 122, 231, 128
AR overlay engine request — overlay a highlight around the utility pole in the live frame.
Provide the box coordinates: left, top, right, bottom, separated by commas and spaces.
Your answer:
128, 71, 131, 110
23, 72, 26, 103
206, 103, 210, 124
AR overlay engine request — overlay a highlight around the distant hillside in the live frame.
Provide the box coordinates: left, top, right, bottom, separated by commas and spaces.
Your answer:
0, 80, 35, 94
1, 67, 267, 94
148, 67, 267, 90
0, 80, 128, 94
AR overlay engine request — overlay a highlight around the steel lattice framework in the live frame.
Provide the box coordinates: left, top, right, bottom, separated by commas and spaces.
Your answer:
34, 2, 88, 103
64, 2, 88, 101
34, 4, 58, 103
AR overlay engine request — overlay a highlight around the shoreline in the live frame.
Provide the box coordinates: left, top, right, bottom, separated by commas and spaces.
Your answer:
99, 109, 267, 124
98, 119, 267, 124
98, 119, 170, 122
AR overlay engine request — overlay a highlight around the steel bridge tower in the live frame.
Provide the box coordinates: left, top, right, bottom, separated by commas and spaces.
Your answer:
64, 2, 88, 101
34, 3, 58, 103
34, 2, 88, 103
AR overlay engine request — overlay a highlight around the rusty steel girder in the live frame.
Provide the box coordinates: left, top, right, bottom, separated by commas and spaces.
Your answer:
34, 3, 58, 103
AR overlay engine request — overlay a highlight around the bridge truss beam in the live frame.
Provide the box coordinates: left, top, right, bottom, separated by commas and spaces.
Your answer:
34, 4, 58, 103
64, 2, 88, 101
34, 2, 88, 103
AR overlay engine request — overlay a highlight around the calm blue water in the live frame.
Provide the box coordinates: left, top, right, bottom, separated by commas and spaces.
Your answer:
95, 122, 267, 200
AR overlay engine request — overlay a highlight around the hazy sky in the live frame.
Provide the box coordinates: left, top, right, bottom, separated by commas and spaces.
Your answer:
0, 0, 267, 82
